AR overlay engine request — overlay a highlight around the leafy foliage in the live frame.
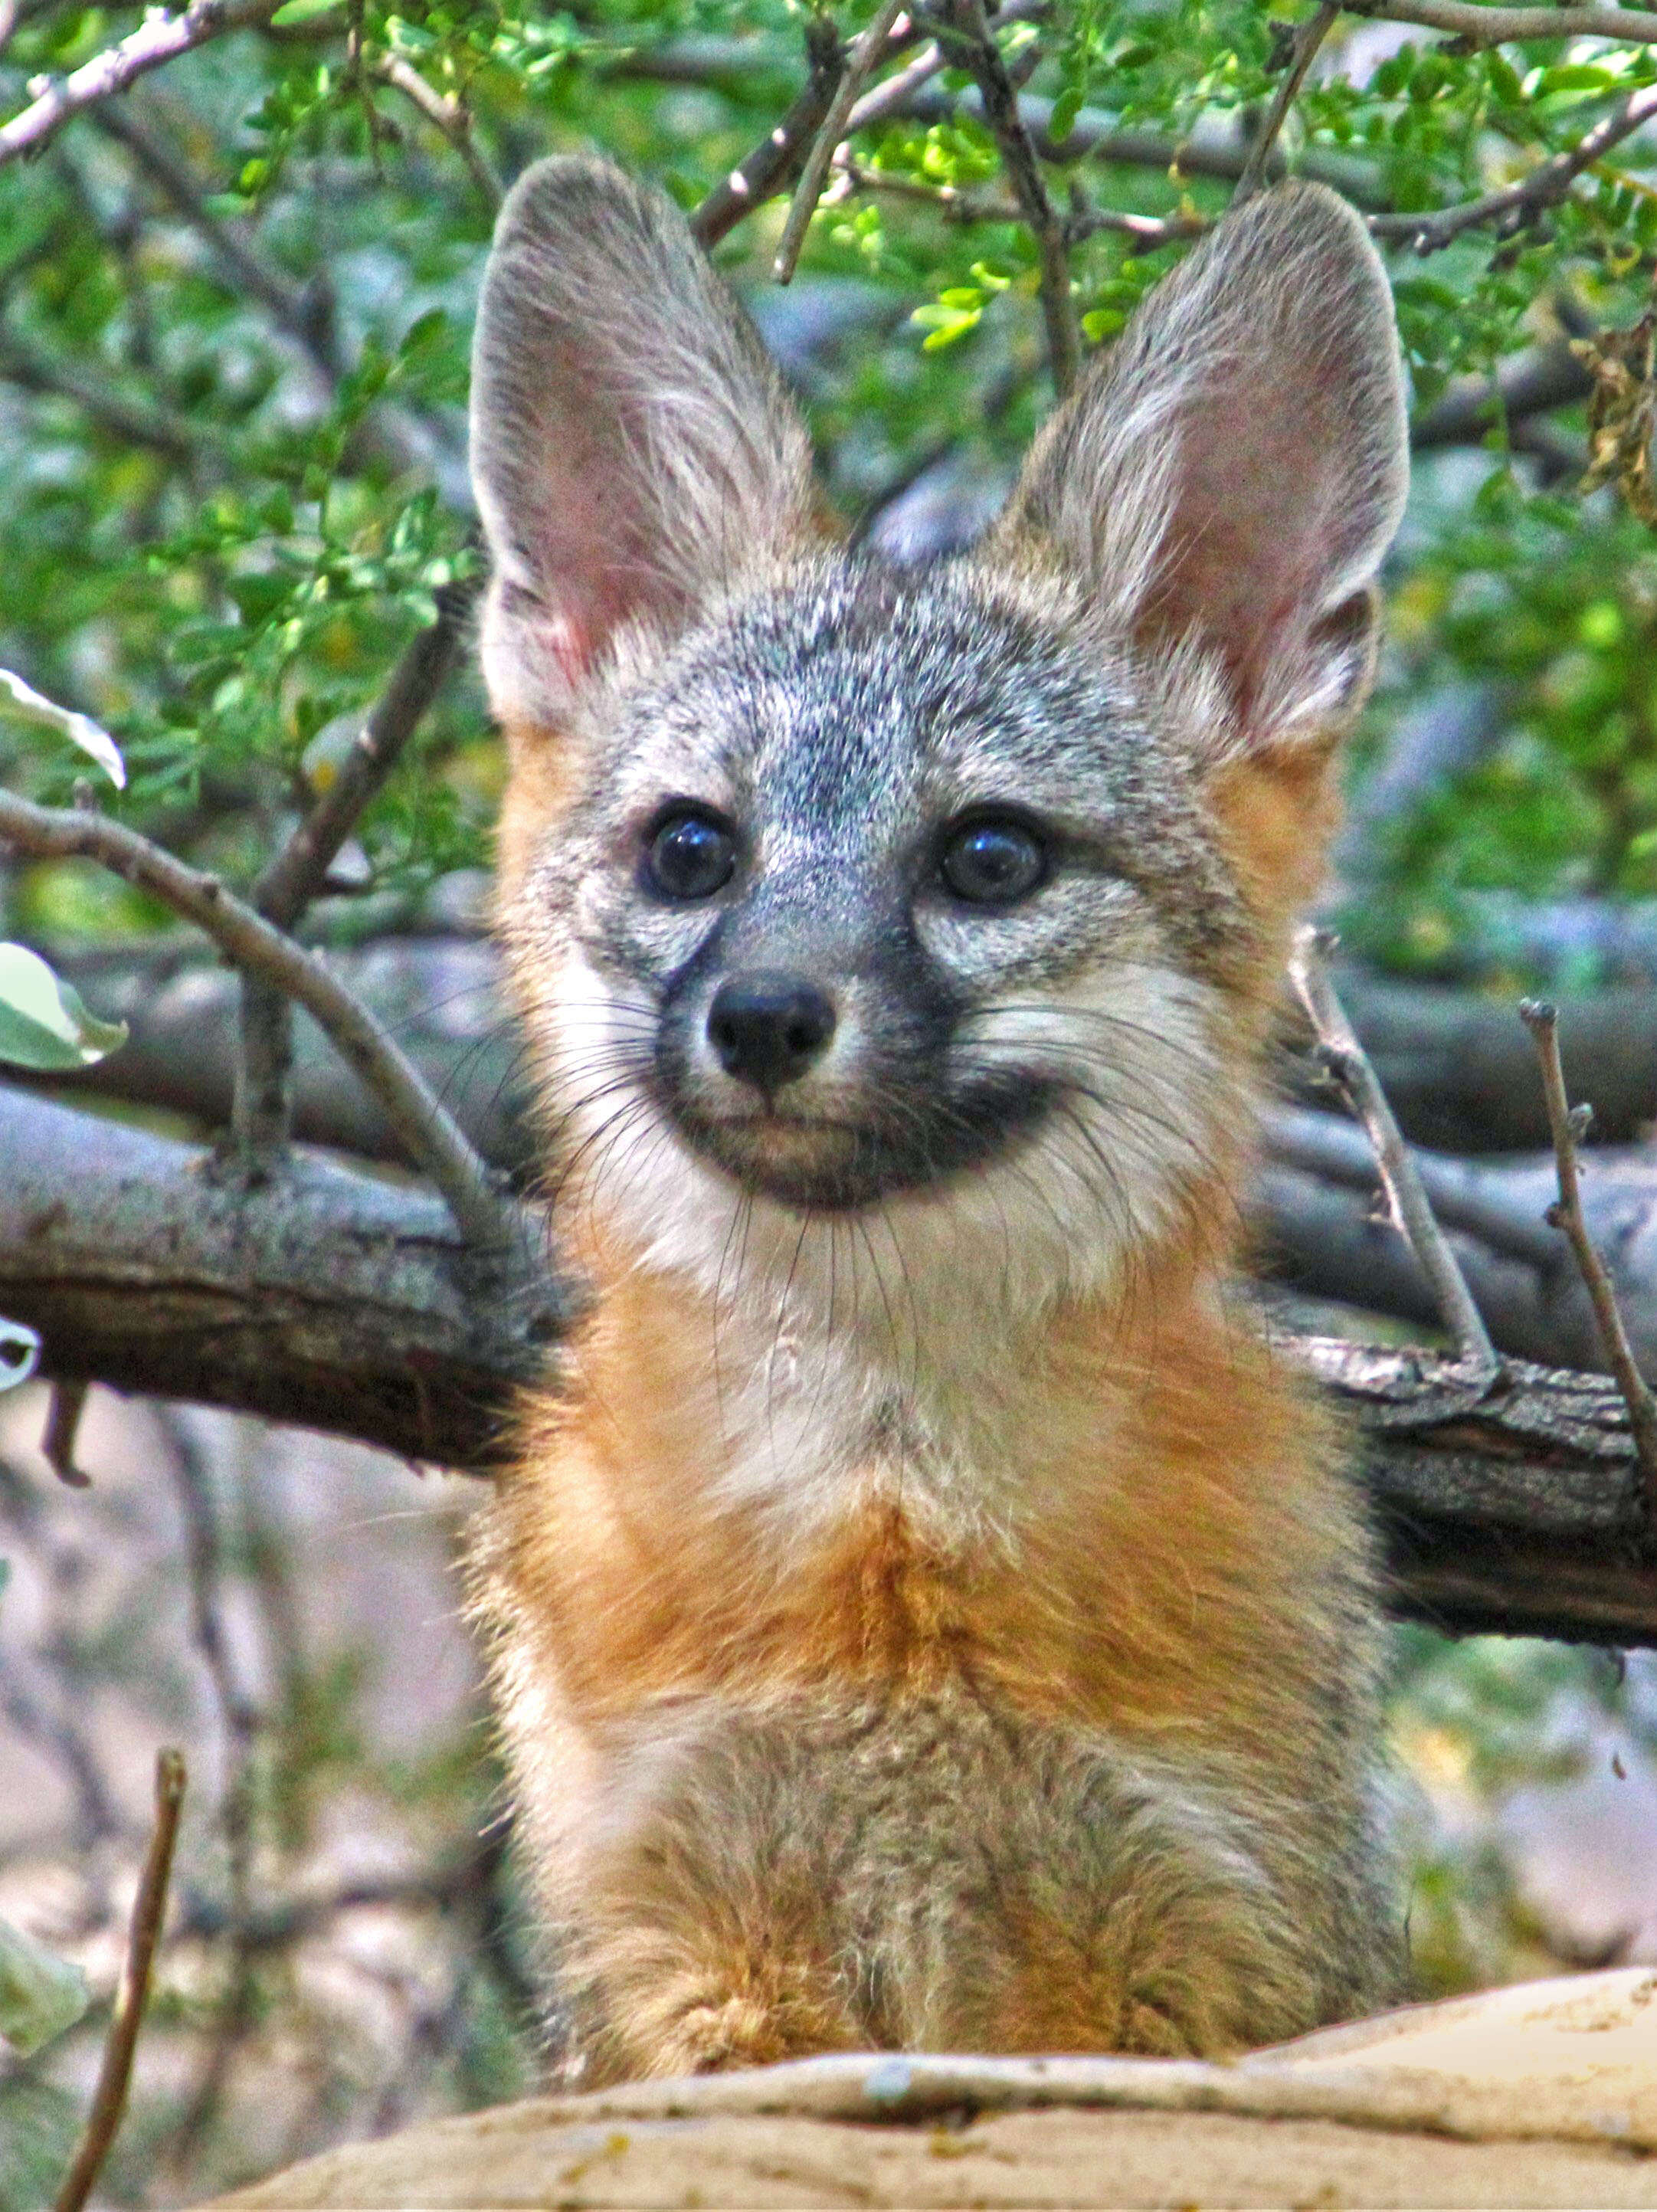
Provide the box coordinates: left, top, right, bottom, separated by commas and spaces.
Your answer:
3, 0, 1657, 975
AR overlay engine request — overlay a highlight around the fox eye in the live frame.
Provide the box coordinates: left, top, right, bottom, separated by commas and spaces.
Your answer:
643, 808, 737, 900
940, 817, 1046, 906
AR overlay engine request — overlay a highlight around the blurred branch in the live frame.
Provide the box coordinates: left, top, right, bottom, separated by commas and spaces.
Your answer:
0, 0, 277, 170
1349, 0, 1657, 46
54, 1749, 187, 2212
1371, 84, 1657, 253
945, 0, 1079, 397
1412, 338, 1594, 450
0, 322, 216, 464
1234, 4, 1339, 205
92, 102, 335, 368
373, 54, 503, 213
1522, 998, 1657, 1514
1291, 928, 1501, 1385
0, 1086, 560, 1466
0, 789, 516, 1250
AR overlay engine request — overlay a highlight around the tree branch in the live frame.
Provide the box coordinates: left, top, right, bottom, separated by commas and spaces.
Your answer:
1292, 928, 1500, 1383
0, 0, 277, 172
1348, 0, 1657, 48
372, 54, 503, 214
231, 578, 473, 1163
772, 0, 895, 284
54, 1748, 187, 2212
7, 1080, 1657, 1641
1370, 83, 1657, 254
946, 0, 1079, 398
0, 1086, 561, 1466
1521, 997, 1657, 1513
1234, 4, 1340, 206
0, 791, 516, 1250
689, 17, 848, 252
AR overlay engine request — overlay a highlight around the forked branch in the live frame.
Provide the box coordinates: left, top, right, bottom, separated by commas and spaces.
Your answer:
1521, 998, 1657, 1519
0, 789, 516, 1250
1291, 927, 1500, 1385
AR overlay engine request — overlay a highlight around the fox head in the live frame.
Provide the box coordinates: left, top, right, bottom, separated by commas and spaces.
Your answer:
470, 158, 1406, 1323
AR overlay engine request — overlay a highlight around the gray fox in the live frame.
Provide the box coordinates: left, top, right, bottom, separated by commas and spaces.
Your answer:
465, 154, 1411, 2086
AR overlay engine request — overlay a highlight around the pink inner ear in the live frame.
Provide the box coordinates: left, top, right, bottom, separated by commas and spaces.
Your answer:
1139, 370, 1351, 729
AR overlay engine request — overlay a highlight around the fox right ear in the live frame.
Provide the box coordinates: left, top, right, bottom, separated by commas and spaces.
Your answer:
470, 157, 816, 728
994, 182, 1407, 759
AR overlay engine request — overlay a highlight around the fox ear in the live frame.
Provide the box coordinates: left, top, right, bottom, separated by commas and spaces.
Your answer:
995, 182, 1407, 755
470, 156, 816, 726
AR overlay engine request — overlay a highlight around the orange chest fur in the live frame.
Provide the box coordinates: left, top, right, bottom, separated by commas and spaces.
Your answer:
493, 1261, 1353, 1760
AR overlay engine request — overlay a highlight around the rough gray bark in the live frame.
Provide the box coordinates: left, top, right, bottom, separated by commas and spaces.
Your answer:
0, 1086, 564, 1466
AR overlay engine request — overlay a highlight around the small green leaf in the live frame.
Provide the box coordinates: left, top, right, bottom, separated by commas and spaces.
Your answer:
1050, 84, 1083, 143
270, 0, 344, 24
0, 669, 125, 788
0, 945, 128, 1072
0, 1920, 89, 2057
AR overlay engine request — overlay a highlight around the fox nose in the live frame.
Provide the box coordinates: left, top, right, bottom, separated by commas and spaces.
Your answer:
708, 972, 836, 1095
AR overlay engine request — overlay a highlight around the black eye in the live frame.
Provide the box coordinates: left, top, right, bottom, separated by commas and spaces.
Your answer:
643, 808, 737, 901
939, 817, 1046, 905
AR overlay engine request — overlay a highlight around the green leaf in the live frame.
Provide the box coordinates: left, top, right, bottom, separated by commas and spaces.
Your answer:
0, 668, 125, 788
0, 1920, 90, 2057
0, 944, 128, 1072
1050, 84, 1083, 143
0, 1324, 39, 1394
270, 0, 344, 24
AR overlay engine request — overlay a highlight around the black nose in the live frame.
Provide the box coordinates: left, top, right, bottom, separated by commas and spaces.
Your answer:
707, 972, 837, 1095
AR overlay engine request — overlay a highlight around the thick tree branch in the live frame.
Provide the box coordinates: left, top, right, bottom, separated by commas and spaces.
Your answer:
0, 790, 514, 1249
5, 1083, 1654, 1642
0, 1087, 561, 1466
0, 0, 277, 171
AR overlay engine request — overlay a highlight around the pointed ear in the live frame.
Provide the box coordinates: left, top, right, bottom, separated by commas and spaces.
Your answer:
994, 182, 1408, 755
470, 156, 817, 725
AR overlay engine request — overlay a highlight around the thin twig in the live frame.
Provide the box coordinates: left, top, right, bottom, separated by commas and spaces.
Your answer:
1520, 998, 1657, 1519
948, 0, 1079, 397
1348, 0, 1657, 48
0, 789, 516, 1250
54, 1748, 188, 2212
1291, 926, 1500, 1382
774, 0, 904, 283
1234, 3, 1339, 205
374, 53, 503, 212
1369, 84, 1657, 254
41, 1380, 90, 1488
690, 16, 848, 251
230, 578, 473, 1162
836, 152, 1022, 223
0, 0, 277, 170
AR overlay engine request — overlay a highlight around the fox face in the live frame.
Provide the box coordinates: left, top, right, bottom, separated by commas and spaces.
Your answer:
473, 159, 1407, 1332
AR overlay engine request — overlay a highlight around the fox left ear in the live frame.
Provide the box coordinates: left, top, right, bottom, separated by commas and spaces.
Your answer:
994, 182, 1408, 756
